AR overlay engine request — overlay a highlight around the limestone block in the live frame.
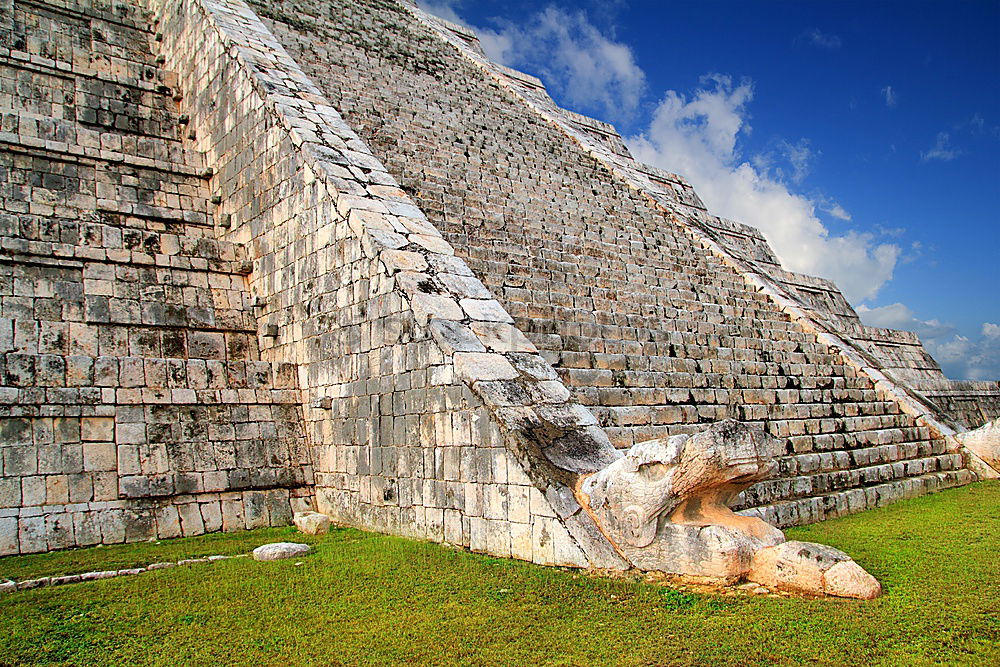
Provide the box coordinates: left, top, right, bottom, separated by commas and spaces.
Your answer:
82, 442, 116, 471
294, 510, 331, 535
200, 501, 223, 533
0, 517, 17, 556
382, 249, 428, 273
221, 497, 245, 532
470, 321, 536, 353
411, 293, 463, 325
243, 491, 269, 530
439, 273, 491, 299
21, 477, 45, 506
73, 512, 102, 547
429, 319, 486, 354
409, 234, 453, 255
253, 542, 310, 561
459, 299, 513, 323
99, 509, 125, 545
18, 516, 46, 554
266, 490, 294, 526
454, 352, 519, 382
367, 228, 408, 249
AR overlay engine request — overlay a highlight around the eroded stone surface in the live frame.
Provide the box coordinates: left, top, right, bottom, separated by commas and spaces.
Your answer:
749, 541, 881, 600
582, 420, 785, 553
582, 420, 881, 597
0, 0, 987, 578
293, 511, 331, 535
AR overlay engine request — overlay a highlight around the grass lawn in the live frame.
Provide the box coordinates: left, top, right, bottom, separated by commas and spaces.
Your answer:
1, 481, 997, 666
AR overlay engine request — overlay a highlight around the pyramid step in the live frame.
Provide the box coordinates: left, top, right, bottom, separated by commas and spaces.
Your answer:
780, 439, 951, 477
746, 469, 975, 528
0, 129, 205, 181
3, 106, 201, 166
739, 453, 963, 509
0, 352, 295, 391
0, 217, 248, 273
17, 0, 152, 33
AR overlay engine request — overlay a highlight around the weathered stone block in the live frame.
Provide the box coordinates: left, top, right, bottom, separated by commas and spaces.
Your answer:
293, 510, 330, 535
252, 542, 310, 561
0, 517, 18, 556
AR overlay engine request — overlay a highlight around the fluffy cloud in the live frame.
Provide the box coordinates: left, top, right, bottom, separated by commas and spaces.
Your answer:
858, 303, 1000, 380
626, 75, 899, 302
474, 7, 646, 123
921, 131, 962, 162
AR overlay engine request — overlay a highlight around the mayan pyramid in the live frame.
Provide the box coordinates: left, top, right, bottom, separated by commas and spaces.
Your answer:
0, 0, 996, 566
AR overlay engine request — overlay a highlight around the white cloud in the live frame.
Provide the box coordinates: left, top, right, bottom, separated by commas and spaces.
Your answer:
825, 202, 852, 221
857, 303, 1000, 380
475, 7, 646, 122
798, 28, 842, 49
816, 194, 853, 221
626, 74, 899, 303
921, 131, 962, 162
418, 0, 465, 25
881, 85, 897, 108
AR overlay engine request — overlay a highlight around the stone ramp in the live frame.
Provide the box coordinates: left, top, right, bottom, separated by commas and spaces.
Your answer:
0, 0, 311, 556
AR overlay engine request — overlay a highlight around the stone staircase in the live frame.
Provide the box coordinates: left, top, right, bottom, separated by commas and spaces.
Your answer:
257, 0, 974, 529
0, 0, 310, 555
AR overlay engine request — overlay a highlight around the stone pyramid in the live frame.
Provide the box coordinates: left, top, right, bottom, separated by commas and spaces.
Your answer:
0, 0, 996, 571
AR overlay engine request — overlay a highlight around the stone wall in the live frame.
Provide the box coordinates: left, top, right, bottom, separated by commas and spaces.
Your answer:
0, 0, 311, 555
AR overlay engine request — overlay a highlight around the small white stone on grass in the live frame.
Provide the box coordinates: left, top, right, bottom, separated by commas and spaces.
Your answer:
253, 542, 311, 561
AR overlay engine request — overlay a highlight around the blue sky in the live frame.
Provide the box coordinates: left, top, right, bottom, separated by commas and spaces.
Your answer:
419, 0, 1000, 380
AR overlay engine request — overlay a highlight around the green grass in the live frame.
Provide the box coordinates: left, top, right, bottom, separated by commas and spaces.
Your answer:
1, 482, 997, 666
